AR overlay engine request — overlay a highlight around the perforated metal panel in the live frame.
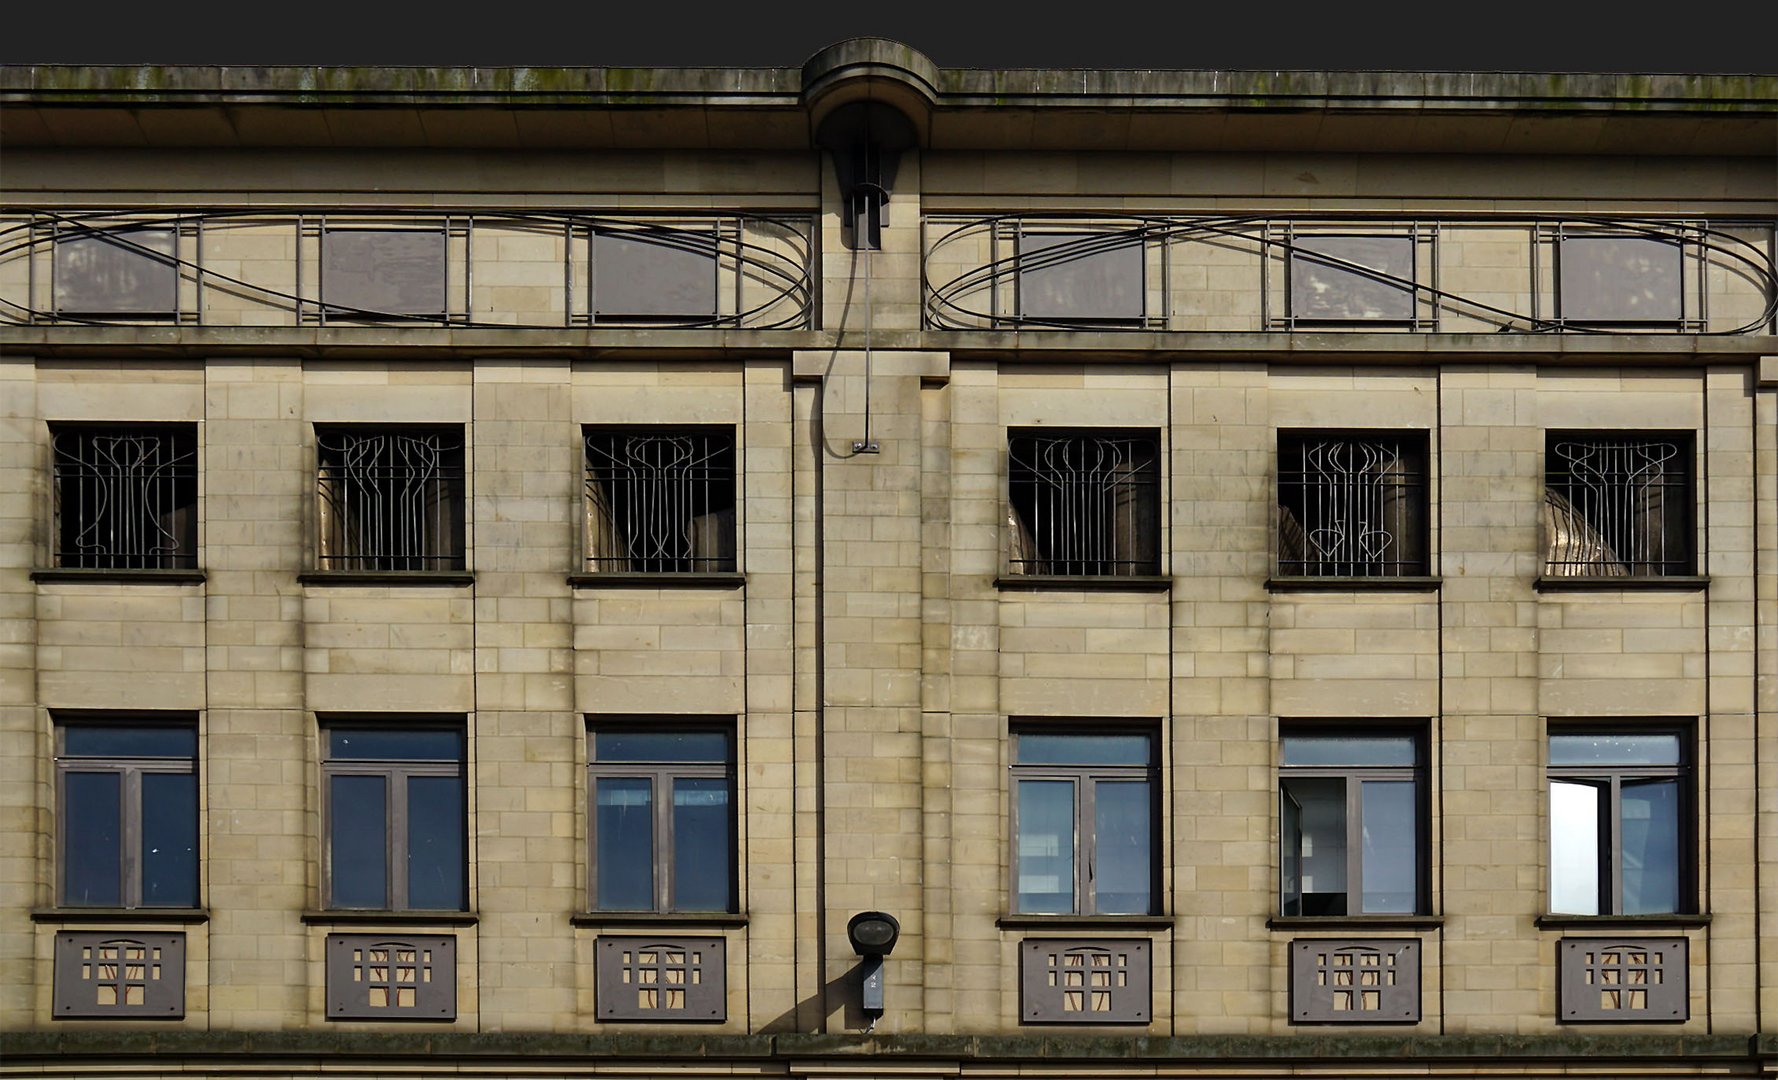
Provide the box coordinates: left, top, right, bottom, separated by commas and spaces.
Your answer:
594, 936, 726, 1021
1558, 937, 1687, 1022
54, 931, 185, 1019
1289, 938, 1420, 1023
1019, 938, 1151, 1024
325, 934, 456, 1020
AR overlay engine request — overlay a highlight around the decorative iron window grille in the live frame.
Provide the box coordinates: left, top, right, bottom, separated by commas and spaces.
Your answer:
1544, 433, 1693, 578
1289, 938, 1421, 1023
1007, 432, 1160, 577
53, 932, 185, 1019
1277, 432, 1429, 577
50, 424, 198, 570
1019, 939, 1151, 1024
325, 934, 457, 1020
595, 936, 727, 1021
1558, 937, 1687, 1022
315, 426, 465, 572
584, 429, 736, 574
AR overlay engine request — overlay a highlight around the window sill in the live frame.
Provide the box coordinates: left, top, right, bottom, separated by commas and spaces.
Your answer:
31, 567, 205, 585
297, 571, 474, 587
32, 907, 208, 924
996, 914, 1173, 930
1535, 913, 1710, 929
1267, 915, 1443, 931
300, 910, 478, 926
1267, 576, 1441, 593
571, 912, 748, 928
566, 572, 746, 589
1534, 575, 1708, 592
994, 574, 1171, 593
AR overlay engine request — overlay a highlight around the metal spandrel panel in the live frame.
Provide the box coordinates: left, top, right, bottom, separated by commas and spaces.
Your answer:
595, 936, 726, 1021
1559, 237, 1683, 323
54, 931, 185, 1019
54, 229, 178, 313
1558, 937, 1687, 1022
1019, 938, 1151, 1024
1290, 236, 1415, 321
1017, 233, 1144, 322
322, 230, 447, 317
1289, 938, 1421, 1023
325, 933, 457, 1021
593, 232, 719, 318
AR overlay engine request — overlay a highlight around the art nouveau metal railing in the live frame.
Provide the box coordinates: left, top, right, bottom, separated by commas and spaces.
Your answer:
924, 214, 1777, 335
0, 209, 813, 329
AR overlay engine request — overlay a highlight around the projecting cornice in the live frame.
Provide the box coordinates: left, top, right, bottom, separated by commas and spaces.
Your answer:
2, 39, 1774, 153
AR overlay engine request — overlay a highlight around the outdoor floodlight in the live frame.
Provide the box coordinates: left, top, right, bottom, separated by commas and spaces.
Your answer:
847, 911, 900, 1017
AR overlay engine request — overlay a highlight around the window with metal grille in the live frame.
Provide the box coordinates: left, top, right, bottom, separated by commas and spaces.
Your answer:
1015, 229, 1146, 325
53, 932, 185, 1018
50, 424, 197, 570
1019, 938, 1151, 1024
1557, 233, 1686, 327
1010, 729, 1158, 916
321, 725, 466, 912
1544, 433, 1693, 578
55, 718, 199, 909
1548, 727, 1692, 916
1288, 235, 1417, 323
1277, 431, 1429, 578
587, 724, 736, 913
1289, 938, 1421, 1023
584, 429, 736, 574
595, 936, 727, 1021
325, 933, 457, 1020
53, 226, 179, 316
1558, 937, 1688, 1022
315, 426, 465, 572
1280, 728, 1427, 917
321, 228, 448, 320
1007, 431, 1160, 577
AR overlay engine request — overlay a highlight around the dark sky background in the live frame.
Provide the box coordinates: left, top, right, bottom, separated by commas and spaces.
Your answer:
5, 4, 1775, 73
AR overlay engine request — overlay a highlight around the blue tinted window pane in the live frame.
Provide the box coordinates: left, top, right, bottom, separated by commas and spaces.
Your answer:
1360, 780, 1419, 913
671, 778, 732, 911
1621, 779, 1681, 914
64, 726, 195, 758
328, 729, 461, 761
1549, 733, 1682, 767
596, 777, 654, 910
594, 731, 728, 763
1016, 779, 1075, 913
141, 772, 198, 907
1015, 733, 1151, 766
1093, 780, 1152, 914
1282, 734, 1418, 767
330, 774, 387, 908
63, 771, 121, 906
407, 776, 466, 910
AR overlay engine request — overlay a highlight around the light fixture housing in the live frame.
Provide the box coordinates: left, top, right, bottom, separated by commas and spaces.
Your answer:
847, 910, 900, 957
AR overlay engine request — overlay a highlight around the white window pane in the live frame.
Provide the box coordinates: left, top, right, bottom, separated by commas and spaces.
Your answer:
1550, 780, 1602, 915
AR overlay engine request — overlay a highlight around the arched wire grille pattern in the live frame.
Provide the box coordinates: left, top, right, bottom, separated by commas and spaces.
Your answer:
51, 426, 197, 570
1007, 433, 1160, 577
1544, 435, 1692, 577
0, 209, 813, 330
923, 213, 1777, 335
316, 428, 465, 572
585, 430, 737, 574
1277, 433, 1429, 578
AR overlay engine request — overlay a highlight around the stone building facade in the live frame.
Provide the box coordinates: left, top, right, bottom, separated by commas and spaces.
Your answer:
1, 41, 1775, 1078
